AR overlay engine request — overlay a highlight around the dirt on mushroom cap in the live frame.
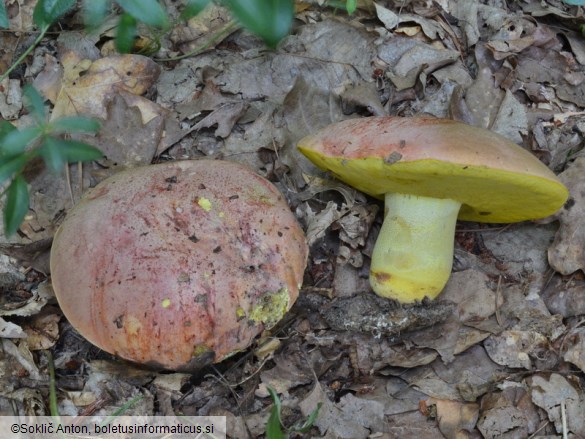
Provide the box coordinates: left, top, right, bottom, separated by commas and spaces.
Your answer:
298, 116, 569, 223
50, 160, 308, 371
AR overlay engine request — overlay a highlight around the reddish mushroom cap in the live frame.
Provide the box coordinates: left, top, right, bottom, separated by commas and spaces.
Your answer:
50, 160, 308, 371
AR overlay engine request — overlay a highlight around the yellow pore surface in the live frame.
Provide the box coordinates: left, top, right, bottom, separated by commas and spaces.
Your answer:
298, 150, 568, 223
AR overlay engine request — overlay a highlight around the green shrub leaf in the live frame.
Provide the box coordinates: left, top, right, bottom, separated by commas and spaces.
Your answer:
116, 0, 169, 28
346, 0, 357, 14
39, 138, 102, 173
224, 0, 293, 49
115, 13, 137, 53
23, 85, 47, 123
0, 126, 42, 156
50, 116, 101, 133
0, 155, 29, 187
39, 137, 66, 173
33, 0, 76, 27
3, 175, 30, 237
0, 120, 17, 141
56, 139, 103, 162
83, 0, 111, 29
181, 0, 212, 20
0, 0, 9, 29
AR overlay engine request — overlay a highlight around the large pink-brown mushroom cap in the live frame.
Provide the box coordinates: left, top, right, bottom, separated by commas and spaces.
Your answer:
50, 160, 308, 371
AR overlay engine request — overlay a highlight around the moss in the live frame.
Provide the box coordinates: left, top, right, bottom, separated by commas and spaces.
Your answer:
192, 344, 213, 357
248, 288, 289, 328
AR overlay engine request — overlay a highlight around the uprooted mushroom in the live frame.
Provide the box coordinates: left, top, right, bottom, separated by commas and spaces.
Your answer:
298, 116, 568, 303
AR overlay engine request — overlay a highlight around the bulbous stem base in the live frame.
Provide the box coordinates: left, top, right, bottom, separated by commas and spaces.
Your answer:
370, 193, 461, 303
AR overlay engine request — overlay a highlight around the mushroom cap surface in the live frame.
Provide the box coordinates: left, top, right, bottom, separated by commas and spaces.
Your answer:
50, 160, 308, 371
298, 117, 568, 222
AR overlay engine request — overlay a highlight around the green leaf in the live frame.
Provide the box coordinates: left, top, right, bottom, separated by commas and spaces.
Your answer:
54, 139, 103, 162
292, 402, 322, 433
265, 386, 285, 439
0, 155, 29, 187
181, 0, 211, 20
224, 0, 293, 48
0, 0, 9, 29
83, 0, 111, 29
23, 85, 47, 123
39, 137, 66, 173
50, 116, 101, 133
3, 175, 29, 237
38, 138, 102, 173
115, 13, 137, 53
265, 408, 286, 439
0, 126, 42, 156
33, 0, 76, 27
116, 0, 169, 28
0, 120, 17, 140
346, 0, 357, 15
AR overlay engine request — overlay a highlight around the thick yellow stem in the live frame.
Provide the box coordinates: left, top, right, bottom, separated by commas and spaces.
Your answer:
370, 193, 461, 303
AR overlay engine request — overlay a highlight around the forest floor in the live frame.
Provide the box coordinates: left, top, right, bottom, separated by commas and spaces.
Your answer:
1, 0, 585, 438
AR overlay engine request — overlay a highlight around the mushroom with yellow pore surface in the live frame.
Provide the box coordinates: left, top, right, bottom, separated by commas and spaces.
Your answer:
298, 117, 569, 303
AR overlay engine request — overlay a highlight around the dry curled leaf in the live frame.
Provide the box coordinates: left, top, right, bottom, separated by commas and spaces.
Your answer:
563, 327, 585, 374
299, 381, 386, 439
529, 374, 585, 436
477, 387, 541, 439
50, 50, 161, 121
484, 330, 549, 370
425, 397, 479, 439
545, 157, 585, 275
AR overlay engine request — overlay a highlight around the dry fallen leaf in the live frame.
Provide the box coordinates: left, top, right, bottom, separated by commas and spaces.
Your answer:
484, 330, 549, 370
377, 36, 459, 90
563, 327, 585, 374
546, 157, 585, 275
22, 310, 60, 350
0, 317, 26, 338
0, 279, 54, 317
529, 373, 585, 436
50, 50, 161, 121
168, 2, 234, 55
439, 269, 498, 322
191, 101, 248, 138
304, 201, 349, 247
425, 397, 479, 439
80, 94, 164, 175
0, 78, 22, 119
476, 386, 541, 439
256, 348, 314, 397
299, 381, 386, 438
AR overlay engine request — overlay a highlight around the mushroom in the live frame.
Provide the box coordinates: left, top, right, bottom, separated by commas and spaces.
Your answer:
298, 116, 568, 303
50, 160, 308, 371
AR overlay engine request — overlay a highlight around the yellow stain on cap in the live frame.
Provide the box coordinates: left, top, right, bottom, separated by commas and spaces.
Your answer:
161, 298, 171, 308
198, 197, 212, 211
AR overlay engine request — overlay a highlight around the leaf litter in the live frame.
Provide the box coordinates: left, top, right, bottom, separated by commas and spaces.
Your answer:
1, 0, 585, 437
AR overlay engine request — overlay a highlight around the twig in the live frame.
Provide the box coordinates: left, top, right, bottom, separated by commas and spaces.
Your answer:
495, 275, 503, 327
154, 21, 238, 62
0, 24, 49, 82
561, 400, 568, 439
